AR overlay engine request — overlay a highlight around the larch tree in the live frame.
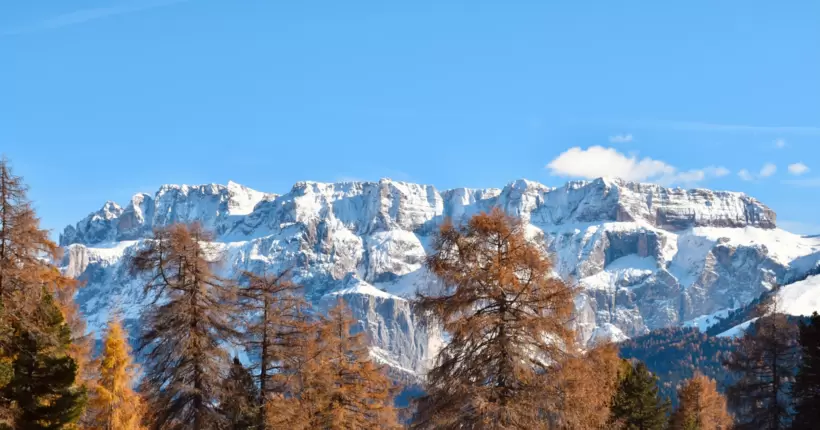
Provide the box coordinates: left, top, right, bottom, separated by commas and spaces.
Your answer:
791, 311, 820, 430
550, 342, 623, 430
219, 357, 259, 430
725, 294, 799, 430
131, 223, 239, 429
266, 299, 399, 430
87, 318, 146, 430
237, 270, 310, 422
608, 361, 670, 430
315, 299, 398, 429
0, 157, 87, 428
411, 208, 576, 429
0, 157, 59, 356
669, 373, 733, 430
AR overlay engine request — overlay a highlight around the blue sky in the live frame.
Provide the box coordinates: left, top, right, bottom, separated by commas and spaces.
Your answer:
2, 0, 819, 236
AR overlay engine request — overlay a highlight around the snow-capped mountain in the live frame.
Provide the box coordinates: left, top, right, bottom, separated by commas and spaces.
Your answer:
59, 177, 820, 378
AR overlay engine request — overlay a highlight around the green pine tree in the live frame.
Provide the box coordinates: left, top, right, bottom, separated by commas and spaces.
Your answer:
220, 357, 260, 429
609, 361, 670, 430
792, 311, 820, 430
2, 290, 87, 430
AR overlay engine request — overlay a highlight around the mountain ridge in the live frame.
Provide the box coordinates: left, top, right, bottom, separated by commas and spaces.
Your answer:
58, 176, 819, 378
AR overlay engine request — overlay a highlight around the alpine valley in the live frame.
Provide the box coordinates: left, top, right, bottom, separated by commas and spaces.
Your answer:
58, 177, 820, 380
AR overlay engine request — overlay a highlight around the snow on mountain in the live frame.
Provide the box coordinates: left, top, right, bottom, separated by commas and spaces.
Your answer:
778, 274, 820, 316
712, 274, 820, 338
59, 177, 820, 377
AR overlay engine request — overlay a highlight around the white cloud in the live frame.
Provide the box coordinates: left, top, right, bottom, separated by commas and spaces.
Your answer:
704, 166, 731, 177
788, 163, 810, 176
774, 138, 786, 149
609, 134, 633, 144
738, 169, 754, 181
545, 146, 727, 186
759, 163, 777, 178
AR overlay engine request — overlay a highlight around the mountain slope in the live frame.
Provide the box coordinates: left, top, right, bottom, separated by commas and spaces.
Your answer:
59, 177, 820, 377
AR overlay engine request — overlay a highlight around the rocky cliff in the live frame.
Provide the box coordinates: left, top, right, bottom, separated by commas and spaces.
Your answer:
59, 177, 820, 378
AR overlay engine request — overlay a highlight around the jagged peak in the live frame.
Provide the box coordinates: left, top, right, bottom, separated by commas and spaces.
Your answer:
505, 178, 551, 191
74, 201, 123, 224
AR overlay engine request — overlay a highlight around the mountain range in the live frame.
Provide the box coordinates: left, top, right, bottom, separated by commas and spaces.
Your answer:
58, 177, 820, 378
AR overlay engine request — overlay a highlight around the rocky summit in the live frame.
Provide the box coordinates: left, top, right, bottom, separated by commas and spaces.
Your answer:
59, 177, 820, 379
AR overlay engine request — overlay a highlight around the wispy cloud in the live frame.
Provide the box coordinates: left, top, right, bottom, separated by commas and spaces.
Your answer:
608, 134, 633, 144
783, 177, 820, 187
774, 138, 787, 148
788, 163, 810, 176
759, 163, 777, 178
625, 119, 820, 136
3, 0, 188, 35
737, 163, 778, 181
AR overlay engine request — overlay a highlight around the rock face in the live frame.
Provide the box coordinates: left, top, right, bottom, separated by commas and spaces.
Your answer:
59, 177, 819, 378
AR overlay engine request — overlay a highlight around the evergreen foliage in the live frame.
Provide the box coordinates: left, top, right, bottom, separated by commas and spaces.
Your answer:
609, 361, 671, 430
3, 291, 87, 429
0, 157, 89, 429
620, 327, 738, 405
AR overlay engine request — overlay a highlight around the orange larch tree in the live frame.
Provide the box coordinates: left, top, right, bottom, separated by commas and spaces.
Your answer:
670, 372, 733, 430
266, 299, 399, 429
87, 318, 146, 430
412, 208, 576, 429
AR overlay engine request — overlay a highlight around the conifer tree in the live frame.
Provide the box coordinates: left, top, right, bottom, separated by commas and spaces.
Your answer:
669, 373, 733, 430
0, 157, 59, 317
131, 223, 239, 429
237, 270, 309, 421
551, 342, 623, 429
791, 311, 820, 430
411, 208, 576, 429
2, 289, 87, 429
0, 157, 89, 428
44, 267, 96, 430
608, 361, 670, 430
266, 299, 399, 429
725, 295, 799, 430
316, 299, 398, 428
87, 318, 146, 430
219, 357, 259, 430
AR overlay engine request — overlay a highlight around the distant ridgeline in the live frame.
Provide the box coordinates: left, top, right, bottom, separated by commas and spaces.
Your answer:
619, 327, 738, 406
620, 267, 819, 406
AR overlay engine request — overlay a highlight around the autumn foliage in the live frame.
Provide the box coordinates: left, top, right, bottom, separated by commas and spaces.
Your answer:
86, 319, 146, 430
266, 299, 399, 429
670, 373, 733, 430
412, 208, 576, 428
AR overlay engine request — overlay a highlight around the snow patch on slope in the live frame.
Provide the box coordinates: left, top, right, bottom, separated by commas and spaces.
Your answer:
683, 309, 733, 332
693, 227, 820, 265
778, 275, 820, 316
